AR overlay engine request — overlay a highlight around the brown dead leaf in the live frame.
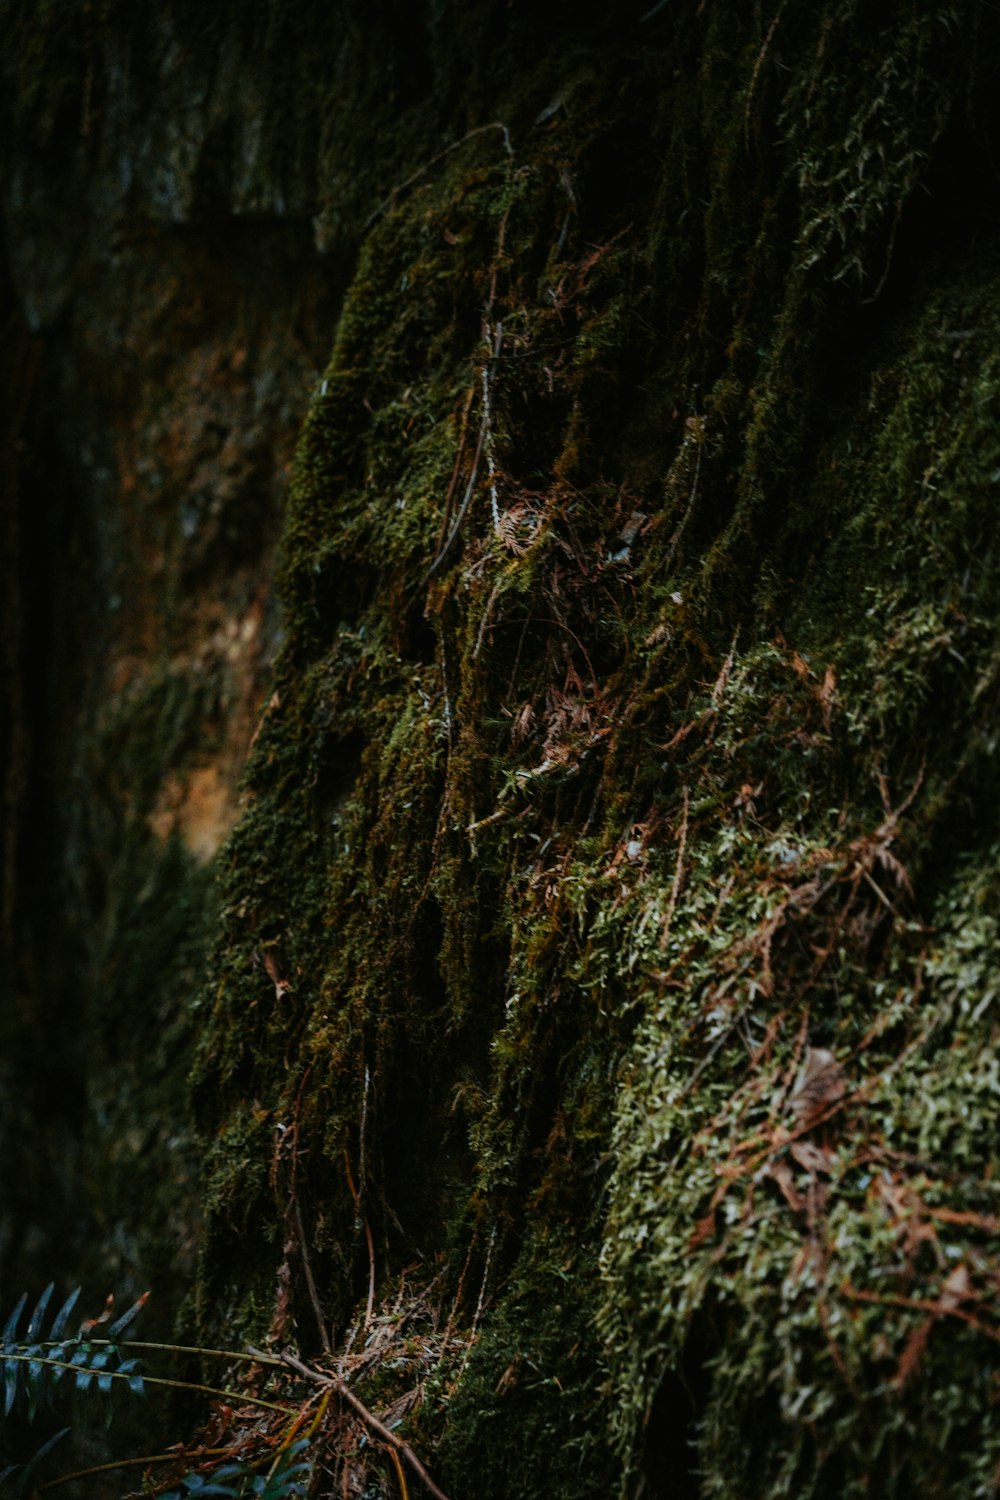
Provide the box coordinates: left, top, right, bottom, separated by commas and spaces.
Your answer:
789, 1139, 836, 1176
512, 701, 536, 746
939, 1262, 972, 1312
895, 1316, 932, 1387
261, 949, 292, 1001
495, 1357, 521, 1395
817, 665, 836, 730
689, 1210, 719, 1250
874, 842, 914, 896
268, 1251, 293, 1345
789, 1047, 846, 1128
766, 1158, 805, 1213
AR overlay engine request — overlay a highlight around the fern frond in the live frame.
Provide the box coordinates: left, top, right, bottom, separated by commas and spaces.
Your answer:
48, 1287, 82, 1342
0, 1424, 70, 1494
0, 1285, 148, 1422
160, 1439, 313, 1500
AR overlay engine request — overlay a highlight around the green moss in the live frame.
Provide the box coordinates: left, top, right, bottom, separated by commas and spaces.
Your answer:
438, 1238, 617, 1499
186, 5, 1000, 1495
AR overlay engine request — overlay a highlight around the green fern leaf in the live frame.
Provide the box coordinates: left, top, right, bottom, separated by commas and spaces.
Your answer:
25, 1285, 54, 1342
47, 1288, 81, 1341
1, 1295, 26, 1345
69, 1345, 96, 1393
0, 1425, 70, 1494
160, 1440, 312, 1500
118, 1356, 146, 1397
24, 1352, 44, 1422
1, 1284, 91, 1422
4, 1360, 18, 1417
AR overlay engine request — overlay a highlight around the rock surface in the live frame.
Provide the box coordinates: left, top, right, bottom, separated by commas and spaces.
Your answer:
3, 4, 1000, 1496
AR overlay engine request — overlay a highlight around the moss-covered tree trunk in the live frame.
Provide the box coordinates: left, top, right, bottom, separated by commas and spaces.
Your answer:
4, 3, 1000, 1496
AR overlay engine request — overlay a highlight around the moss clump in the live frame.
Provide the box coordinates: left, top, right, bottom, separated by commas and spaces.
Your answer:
438, 1238, 617, 1500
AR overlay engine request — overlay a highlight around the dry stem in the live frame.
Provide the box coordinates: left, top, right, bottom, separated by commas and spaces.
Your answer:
273, 1350, 451, 1500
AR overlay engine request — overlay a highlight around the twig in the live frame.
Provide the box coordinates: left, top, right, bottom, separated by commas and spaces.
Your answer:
276, 1068, 331, 1356
1, 1353, 296, 1415
472, 577, 504, 660
423, 406, 487, 581
457, 1225, 496, 1385
294, 1199, 332, 1356
662, 440, 702, 577
344, 1150, 377, 1330
276, 1350, 451, 1500
360, 1065, 371, 1195
388, 1446, 411, 1500
366, 122, 512, 228
89, 1339, 287, 1367
481, 323, 504, 533
469, 1231, 494, 1342
424, 324, 504, 581
711, 629, 740, 705
38, 1448, 234, 1492
744, 0, 789, 150
432, 386, 476, 557
659, 786, 690, 950
425, 145, 512, 581
465, 807, 510, 836
442, 1239, 475, 1347
841, 1284, 1000, 1347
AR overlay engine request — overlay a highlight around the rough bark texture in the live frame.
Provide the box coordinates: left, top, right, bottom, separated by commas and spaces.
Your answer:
3, 3, 1000, 1496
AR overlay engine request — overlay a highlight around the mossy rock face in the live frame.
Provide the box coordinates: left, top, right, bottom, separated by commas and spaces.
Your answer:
6, 1, 1000, 1496
189, 5, 1000, 1493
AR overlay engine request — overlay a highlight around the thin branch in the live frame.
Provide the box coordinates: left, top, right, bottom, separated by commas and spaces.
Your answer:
38, 1448, 233, 1493
360, 1065, 371, 1196
744, 0, 789, 150
842, 1284, 1000, 1346
472, 577, 504, 660
0, 1352, 296, 1415
423, 411, 487, 581
90, 1339, 287, 1368
659, 786, 690, 951
344, 1150, 377, 1331
465, 807, 510, 836
424, 324, 504, 582
294, 1199, 332, 1356
366, 122, 512, 229
481, 322, 504, 534
662, 440, 701, 578
275, 1350, 452, 1500
433, 386, 476, 558
471, 1226, 495, 1339
388, 1445, 412, 1500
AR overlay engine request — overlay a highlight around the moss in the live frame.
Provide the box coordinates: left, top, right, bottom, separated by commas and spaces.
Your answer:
182, 4, 1000, 1495
438, 1238, 617, 1499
